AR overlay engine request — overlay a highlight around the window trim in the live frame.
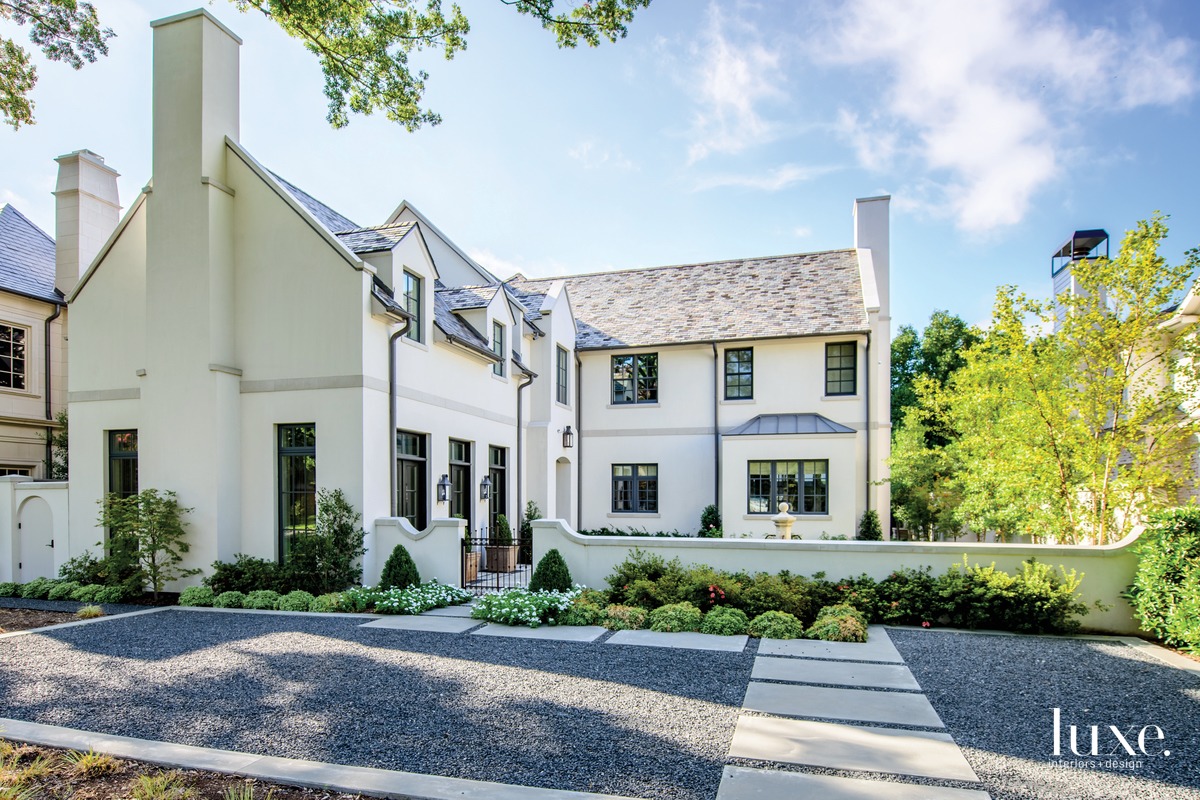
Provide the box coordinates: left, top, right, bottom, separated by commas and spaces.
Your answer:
825, 341, 857, 396
491, 321, 505, 376
449, 438, 472, 529
278, 423, 317, 564
396, 429, 428, 531
402, 271, 423, 343
611, 463, 659, 513
611, 353, 659, 405
724, 347, 754, 400
107, 429, 139, 499
0, 322, 30, 393
746, 459, 828, 515
556, 345, 570, 406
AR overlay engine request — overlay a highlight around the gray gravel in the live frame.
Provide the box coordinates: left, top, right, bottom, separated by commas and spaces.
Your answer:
0, 596, 148, 615
891, 628, 1200, 800
0, 609, 752, 800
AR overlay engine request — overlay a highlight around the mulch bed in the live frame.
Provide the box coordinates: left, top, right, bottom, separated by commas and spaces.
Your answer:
0, 607, 75, 633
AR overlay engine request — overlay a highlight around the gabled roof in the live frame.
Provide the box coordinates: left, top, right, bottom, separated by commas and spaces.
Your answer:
437, 284, 499, 311
0, 204, 61, 304
727, 413, 856, 436
334, 222, 417, 254
433, 292, 499, 360
510, 250, 868, 350
268, 170, 358, 233
506, 281, 547, 320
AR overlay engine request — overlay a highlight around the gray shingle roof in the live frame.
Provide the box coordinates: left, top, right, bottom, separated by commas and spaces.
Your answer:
334, 222, 416, 254
511, 250, 868, 349
0, 204, 60, 304
727, 413, 856, 436
268, 170, 358, 233
437, 284, 498, 311
506, 282, 546, 320
433, 292, 497, 359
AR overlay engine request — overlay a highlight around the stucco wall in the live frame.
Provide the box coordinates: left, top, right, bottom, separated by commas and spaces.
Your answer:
0, 477, 70, 581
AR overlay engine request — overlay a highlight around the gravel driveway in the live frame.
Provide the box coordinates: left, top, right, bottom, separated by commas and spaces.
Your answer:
0, 609, 753, 800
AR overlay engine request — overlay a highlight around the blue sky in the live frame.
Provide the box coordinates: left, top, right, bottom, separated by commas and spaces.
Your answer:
3, 0, 1198, 333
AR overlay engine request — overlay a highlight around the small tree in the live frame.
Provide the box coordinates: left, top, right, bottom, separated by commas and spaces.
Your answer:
379, 543, 421, 590
41, 409, 69, 479
855, 509, 883, 541
529, 548, 572, 593
494, 513, 514, 546
286, 488, 367, 594
699, 504, 722, 537
518, 500, 542, 564
97, 489, 199, 599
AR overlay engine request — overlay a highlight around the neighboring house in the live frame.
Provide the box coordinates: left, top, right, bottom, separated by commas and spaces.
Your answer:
47, 9, 890, 586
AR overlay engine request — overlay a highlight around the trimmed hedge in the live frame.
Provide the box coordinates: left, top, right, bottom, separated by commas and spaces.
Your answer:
1128, 509, 1200, 653
529, 549, 573, 593
379, 544, 421, 590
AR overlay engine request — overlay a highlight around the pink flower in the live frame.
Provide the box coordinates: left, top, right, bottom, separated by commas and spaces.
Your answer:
921, 621, 931, 628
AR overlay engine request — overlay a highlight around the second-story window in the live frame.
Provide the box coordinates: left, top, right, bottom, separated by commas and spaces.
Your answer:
724, 347, 753, 399
556, 346, 569, 405
492, 321, 505, 376
0, 324, 27, 390
611, 353, 658, 404
403, 271, 422, 343
825, 342, 857, 396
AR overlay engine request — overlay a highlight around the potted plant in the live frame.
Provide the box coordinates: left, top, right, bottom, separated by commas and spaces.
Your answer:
486, 514, 519, 573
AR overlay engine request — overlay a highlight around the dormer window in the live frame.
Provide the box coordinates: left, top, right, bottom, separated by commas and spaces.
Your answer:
492, 321, 505, 376
403, 271, 422, 343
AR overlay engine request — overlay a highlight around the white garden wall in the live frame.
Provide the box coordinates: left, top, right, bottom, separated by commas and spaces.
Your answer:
0, 477, 70, 582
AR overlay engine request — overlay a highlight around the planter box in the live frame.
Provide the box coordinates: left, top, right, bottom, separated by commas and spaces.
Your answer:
463, 551, 480, 583
485, 545, 520, 573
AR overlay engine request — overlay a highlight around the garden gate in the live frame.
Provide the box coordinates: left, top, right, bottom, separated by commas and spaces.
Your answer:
461, 525, 533, 595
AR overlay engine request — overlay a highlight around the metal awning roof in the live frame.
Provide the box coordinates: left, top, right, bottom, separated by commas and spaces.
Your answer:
726, 413, 856, 436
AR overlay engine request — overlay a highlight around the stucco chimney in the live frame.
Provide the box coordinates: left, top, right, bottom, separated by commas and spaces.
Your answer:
53, 149, 120, 296
853, 195, 890, 317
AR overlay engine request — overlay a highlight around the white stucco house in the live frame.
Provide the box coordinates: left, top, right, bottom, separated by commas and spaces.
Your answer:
3, 8, 891, 586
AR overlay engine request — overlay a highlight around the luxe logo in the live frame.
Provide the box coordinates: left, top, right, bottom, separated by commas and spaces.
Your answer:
1051, 708, 1171, 758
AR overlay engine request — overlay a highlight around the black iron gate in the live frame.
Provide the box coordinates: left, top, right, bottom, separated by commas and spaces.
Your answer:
462, 526, 533, 595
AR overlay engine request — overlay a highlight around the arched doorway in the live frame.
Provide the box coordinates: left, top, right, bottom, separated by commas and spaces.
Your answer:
17, 496, 54, 581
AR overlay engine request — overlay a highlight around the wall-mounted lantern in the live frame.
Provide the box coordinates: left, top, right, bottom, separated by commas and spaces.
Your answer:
479, 475, 492, 501
436, 474, 451, 503
562, 425, 575, 448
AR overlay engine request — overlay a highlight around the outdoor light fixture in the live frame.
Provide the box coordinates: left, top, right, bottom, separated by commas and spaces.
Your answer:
479, 475, 492, 500
562, 425, 575, 448
436, 474, 451, 503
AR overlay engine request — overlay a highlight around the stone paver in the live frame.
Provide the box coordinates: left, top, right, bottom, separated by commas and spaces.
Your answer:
359, 615, 480, 633
605, 630, 748, 652
742, 682, 943, 727
727, 715, 979, 783
717, 766, 990, 800
472, 623, 607, 642
751, 656, 920, 691
421, 604, 477, 618
757, 626, 903, 662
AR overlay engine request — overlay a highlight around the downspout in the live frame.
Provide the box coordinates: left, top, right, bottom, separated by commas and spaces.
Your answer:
864, 331, 871, 517
575, 354, 583, 530
712, 343, 720, 515
43, 302, 64, 477
387, 318, 412, 517
516, 370, 536, 534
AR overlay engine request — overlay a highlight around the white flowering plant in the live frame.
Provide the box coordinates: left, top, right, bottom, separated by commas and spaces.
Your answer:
470, 586, 583, 628
373, 580, 474, 615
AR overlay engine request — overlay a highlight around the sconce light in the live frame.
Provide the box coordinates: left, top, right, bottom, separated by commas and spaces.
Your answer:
436, 474, 451, 503
562, 425, 575, 448
479, 475, 492, 501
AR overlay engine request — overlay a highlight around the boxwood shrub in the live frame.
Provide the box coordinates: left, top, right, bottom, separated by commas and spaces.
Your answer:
700, 605, 749, 636
244, 590, 282, 610
309, 593, 343, 613
0, 582, 18, 597
279, 590, 316, 612
70, 584, 104, 603
47, 581, 80, 601
178, 586, 215, 607
648, 601, 703, 633
747, 610, 805, 640
213, 590, 246, 609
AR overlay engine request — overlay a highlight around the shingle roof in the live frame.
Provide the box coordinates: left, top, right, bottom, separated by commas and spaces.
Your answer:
437, 284, 499, 311
334, 222, 417, 254
727, 413, 856, 436
511, 250, 868, 349
506, 282, 546, 320
433, 292, 497, 359
268, 170, 358, 233
0, 204, 61, 304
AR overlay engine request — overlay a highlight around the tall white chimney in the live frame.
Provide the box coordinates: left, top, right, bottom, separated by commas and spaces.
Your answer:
53, 149, 120, 296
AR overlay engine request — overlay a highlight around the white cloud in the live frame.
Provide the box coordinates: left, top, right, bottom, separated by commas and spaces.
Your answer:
685, 4, 786, 163
694, 163, 836, 192
568, 139, 636, 172
793, 225, 812, 238
818, 0, 1198, 230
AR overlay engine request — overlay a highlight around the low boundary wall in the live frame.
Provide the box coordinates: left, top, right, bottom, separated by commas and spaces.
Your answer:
531, 519, 1144, 634
367, 517, 465, 587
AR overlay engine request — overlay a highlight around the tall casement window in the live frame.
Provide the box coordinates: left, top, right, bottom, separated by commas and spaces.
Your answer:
724, 348, 753, 400
825, 342, 857, 396
488, 446, 507, 534
556, 346, 570, 405
402, 271, 423, 342
108, 430, 138, 499
492, 321, 505, 376
748, 460, 828, 514
0, 324, 27, 390
449, 439, 472, 529
397, 430, 427, 531
611, 353, 658, 404
278, 424, 317, 562
612, 464, 658, 513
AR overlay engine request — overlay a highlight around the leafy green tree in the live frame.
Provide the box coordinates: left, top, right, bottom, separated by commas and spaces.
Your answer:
97, 489, 200, 598
286, 488, 367, 594
891, 310, 981, 430
40, 408, 68, 479
4, 0, 651, 129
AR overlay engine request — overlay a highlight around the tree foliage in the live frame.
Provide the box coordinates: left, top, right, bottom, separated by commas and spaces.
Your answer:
286, 488, 367, 594
97, 489, 199, 598
891, 310, 981, 430
4, 0, 650, 129
41, 408, 68, 479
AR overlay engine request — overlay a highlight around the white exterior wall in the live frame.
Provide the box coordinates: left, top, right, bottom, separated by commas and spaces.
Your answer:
0, 292, 67, 476
524, 282, 578, 524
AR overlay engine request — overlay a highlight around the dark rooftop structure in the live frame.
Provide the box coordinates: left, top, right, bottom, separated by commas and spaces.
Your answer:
0, 204, 61, 304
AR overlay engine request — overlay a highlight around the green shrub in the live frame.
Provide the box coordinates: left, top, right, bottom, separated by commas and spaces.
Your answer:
98, 488, 199, 598
806, 606, 868, 642
93, 585, 129, 604
738, 572, 818, 623
529, 549, 573, 593
700, 605, 749, 636
602, 604, 648, 631
815, 602, 868, 627
309, 593, 343, 613
213, 590, 246, 609
178, 586, 215, 607
0, 582, 18, 597
680, 564, 742, 611
70, 584, 104, 603
828, 574, 883, 621
518, 500, 540, 565
279, 590, 316, 612
699, 504, 722, 537
937, 557, 1088, 634
648, 601, 704, 633
379, 544, 420, 590
243, 590, 282, 610
748, 610, 805, 639
374, 581, 473, 615
1128, 508, 1200, 652
19, 577, 56, 599
561, 600, 605, 627
282, 488, 367, 594
876, 567, 939, 625
493, 514, 514, 546
48, 581, 81, 601
58, 551, 106, 585
606, 550, 689, 607
470, 587, 577, 627
338, 585, 384, 613
204, 554, 282, 594
856, 509, 883, 541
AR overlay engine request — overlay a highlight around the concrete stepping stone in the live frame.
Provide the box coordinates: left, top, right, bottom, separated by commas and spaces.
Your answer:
605, 630, 748, 652
360, 616, 480, 633
757, 626, 903, 662
752, 656, 920, 691
421, 604, 477, 618
472, 624, 607, 642
717, 766, 990, 800
742, 682, 943, 727
728, 716, 979, 783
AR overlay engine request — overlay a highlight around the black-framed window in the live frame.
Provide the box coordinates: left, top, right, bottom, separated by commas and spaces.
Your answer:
556, 346, 569, 405
748, 459, 828, 514
108, 430, 138, 499
0, 466, 32, 477
397, 430, 427, 530
279, 424, 316, 563
450, 439, 472, 529
403, 271, 422, 342
0, 324, 27, 390
489, 445, 507, 534
724, 347, 753, 399
492, 321, 505, 376
612, 464, 658, 513
825, 342, 857, 396
611, 353, 658, 404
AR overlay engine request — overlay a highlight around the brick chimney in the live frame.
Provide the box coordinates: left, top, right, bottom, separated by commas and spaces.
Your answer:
53, 149, 120, 296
